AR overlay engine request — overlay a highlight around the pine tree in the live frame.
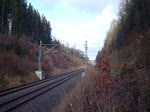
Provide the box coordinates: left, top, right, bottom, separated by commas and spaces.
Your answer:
0, 0, 52, 44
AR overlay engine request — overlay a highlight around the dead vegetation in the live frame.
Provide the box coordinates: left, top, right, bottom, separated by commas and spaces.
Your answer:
0, 35, 84, 90
52, 30, 150, 112
52, 67, 98, 112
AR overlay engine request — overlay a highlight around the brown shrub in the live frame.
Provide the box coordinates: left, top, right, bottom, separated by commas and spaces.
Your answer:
52, 67, 115, 112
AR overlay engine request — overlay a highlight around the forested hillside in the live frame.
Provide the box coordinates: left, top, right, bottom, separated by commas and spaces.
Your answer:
22, 0, 149, 111
96, 0, 150, 111
0, 0, 52, 44
0, 0, 85, 90
52, 0, 150, 111
0, 35, 84, 90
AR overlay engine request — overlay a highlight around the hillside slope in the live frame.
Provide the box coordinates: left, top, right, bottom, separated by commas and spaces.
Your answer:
48, 1, 150, 111
95, 0, 150, 111
0, 35, 84, 90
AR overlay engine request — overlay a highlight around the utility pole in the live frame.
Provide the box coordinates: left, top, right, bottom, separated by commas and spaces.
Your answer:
85, 41, 88, 61
35, 41, 42, 80
35, 40, 57, 80
85, 41, 88, 73
38, 41, 42, 71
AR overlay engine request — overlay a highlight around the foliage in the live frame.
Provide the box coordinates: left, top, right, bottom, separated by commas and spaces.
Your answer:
103, 0, 150, 51
52, 68, 97, 112
95, 0, 150, 111
0, 0, 85, 90
0, 0, 52, 44
0, 34, 84, 90
52, 39, 85, 60
0, 35, 38, 90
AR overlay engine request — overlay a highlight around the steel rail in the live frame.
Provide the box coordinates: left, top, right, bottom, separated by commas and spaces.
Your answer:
0, 69, 84, 112
0, 69, 84, 96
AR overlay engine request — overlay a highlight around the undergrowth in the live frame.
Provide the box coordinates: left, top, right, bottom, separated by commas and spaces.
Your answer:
0, 36, 38, 90
0, 35, 84, 90
52, 30, 150, 112
52, 67, 116, 112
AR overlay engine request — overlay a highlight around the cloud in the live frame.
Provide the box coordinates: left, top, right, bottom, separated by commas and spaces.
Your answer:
30, 0, 120, 60
51, 4, 118, 60
36, 0, 120, 14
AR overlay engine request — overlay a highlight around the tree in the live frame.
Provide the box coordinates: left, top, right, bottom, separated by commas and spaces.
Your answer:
0, 0, 52, 44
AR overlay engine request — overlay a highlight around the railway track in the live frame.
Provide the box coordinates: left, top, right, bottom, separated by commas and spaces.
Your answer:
0, 69, 84, 112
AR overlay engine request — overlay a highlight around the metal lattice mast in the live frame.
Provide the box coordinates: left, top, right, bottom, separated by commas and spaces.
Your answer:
38, 41, 42, 71
37, 40, 57, 79
85, 41, 88, 61
85, 41, 88, 72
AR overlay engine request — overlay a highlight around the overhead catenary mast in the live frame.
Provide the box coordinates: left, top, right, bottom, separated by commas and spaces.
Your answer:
85, 41, 88, 73
85, 41, 88, 61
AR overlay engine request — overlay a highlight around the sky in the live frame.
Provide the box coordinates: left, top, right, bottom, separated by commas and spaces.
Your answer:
27, 0, 120, 60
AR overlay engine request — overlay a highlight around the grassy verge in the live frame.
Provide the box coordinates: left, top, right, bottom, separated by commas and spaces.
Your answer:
52, 67, 116, 112
52, 66, 85, 76
52, 30, 150, 112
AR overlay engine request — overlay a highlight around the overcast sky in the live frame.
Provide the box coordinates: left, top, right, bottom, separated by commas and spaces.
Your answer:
27, 0, 120, 60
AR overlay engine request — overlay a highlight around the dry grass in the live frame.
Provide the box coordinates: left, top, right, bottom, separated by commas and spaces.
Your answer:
109, 30, 150, 111
52, 66, 84, 76
52, 30, 150, 112
53, 67, 75, 76
52, 67, 115, 112
0, 36, 39, 90
0, 73, 39, 90
0, 35, 84, 90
